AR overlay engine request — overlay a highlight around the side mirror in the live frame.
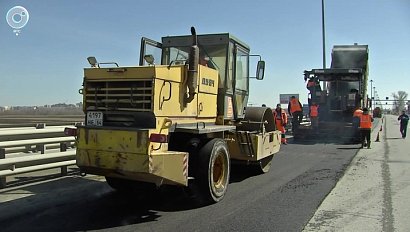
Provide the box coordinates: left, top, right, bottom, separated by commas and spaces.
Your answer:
256, 60, 265, 80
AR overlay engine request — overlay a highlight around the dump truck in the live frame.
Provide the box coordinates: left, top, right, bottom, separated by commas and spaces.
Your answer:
66, 27, 281, 204
299, 44, 369, 141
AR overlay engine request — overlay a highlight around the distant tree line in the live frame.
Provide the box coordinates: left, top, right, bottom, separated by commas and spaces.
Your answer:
392, 91, 408, 114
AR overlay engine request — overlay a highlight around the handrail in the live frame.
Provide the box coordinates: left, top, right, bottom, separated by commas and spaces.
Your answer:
0, 136, 74, 149
0, 126, 73, 144
0, 160, 76, 177
0, 126, 69, 136
0, 150, 76, 171
0, 125, 78, 188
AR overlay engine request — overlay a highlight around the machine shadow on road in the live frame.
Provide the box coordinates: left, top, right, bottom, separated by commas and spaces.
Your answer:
229, 163, 265, 183
0, 165, 267, 232
0, 176, 186, 231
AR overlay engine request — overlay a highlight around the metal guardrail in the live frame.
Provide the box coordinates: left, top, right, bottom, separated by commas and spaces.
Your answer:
0, 122, 82, 129
0, 125, 77, 188
0, 137, 74, 154
0, 126, 69, 141
0, 151, 76, 176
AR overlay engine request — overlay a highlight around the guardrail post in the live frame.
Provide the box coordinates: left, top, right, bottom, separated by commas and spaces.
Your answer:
60, 143, 68, 176
0, 148, 6, 188
61, 166, 68, 176
37, 144, 45, 154
25, 145, 31, 153
35, 123, 46, 129
60, 142, 67, 152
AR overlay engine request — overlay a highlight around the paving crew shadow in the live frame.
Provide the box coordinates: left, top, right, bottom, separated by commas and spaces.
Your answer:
289, 138, 319, 145
386, 137, 405, 140
336, 146, 362, 150
291, 139, 362, 151
290, 137, 358, 146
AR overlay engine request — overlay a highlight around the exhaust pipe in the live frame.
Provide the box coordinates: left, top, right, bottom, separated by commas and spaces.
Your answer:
185, 26, 199, 104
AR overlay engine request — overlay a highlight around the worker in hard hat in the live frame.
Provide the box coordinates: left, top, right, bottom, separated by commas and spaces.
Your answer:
288, 96, 303, 133
359, 108, 373, 149
273, 104, 288, 144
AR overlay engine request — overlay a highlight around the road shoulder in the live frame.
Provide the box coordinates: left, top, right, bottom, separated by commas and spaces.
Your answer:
304, 117, 386, 231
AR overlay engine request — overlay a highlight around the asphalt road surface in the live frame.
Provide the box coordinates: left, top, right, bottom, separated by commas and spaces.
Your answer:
0, 137, 360, 231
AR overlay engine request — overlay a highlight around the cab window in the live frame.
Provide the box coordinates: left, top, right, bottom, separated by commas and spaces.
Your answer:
235, 48, 249, 91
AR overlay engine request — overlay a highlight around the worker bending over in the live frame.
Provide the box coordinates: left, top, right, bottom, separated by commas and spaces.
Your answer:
273, 104, 288, 145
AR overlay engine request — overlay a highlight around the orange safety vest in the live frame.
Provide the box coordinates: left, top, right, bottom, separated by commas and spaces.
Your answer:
310, 105, 319, 117
273, 109, 288, 124
360, 114, 372, 129
289, 98, 302, 113
353, 109, 363, 117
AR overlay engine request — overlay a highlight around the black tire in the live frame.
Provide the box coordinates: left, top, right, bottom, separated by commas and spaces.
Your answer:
196, 138, 230, 204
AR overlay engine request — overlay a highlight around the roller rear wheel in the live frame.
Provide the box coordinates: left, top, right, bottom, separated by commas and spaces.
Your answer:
196, 138, 230, 204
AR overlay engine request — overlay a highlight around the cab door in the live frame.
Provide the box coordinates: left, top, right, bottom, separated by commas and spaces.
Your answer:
139, 37, 162, 66
232, 44, 250, 119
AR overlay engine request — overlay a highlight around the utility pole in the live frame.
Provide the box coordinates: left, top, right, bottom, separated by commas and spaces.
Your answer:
322, 0, 326, 69
370, 80, 373, 110
321, 0, 327, 90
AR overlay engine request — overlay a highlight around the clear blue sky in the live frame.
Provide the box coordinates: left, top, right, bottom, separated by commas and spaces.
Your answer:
1, 0, 409, 107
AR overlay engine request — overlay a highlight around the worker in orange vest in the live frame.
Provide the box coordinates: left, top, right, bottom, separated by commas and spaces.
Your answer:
310, 102, 319, 134
359, 108, 374, 149
273, 104, 288, 144
287, 96, 303, 132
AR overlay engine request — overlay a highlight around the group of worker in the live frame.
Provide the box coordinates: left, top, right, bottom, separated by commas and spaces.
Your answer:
268, 95, 392, 149
265, 86, 409, 147
353, 108, 409, 148
269, 96, 319, 145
